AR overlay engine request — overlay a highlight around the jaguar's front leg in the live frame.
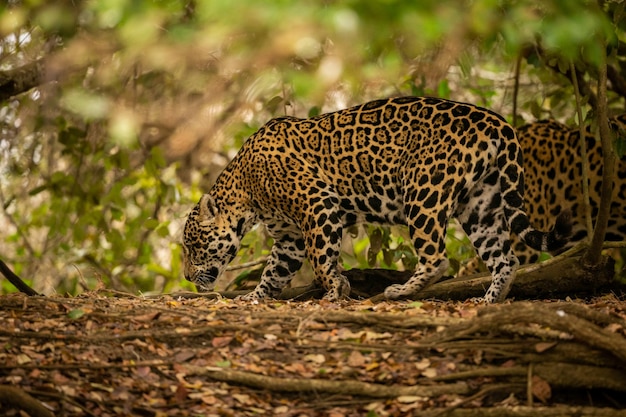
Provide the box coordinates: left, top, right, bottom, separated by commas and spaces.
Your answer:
240, 223, 306, 300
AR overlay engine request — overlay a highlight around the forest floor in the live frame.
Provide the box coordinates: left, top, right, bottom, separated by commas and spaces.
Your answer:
1, 291, 626, 417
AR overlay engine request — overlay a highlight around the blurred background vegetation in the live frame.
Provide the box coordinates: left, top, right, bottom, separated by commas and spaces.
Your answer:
0, 0, 624, 294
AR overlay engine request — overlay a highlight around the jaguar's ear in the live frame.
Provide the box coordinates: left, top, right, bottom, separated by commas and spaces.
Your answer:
198, 194, 219, 220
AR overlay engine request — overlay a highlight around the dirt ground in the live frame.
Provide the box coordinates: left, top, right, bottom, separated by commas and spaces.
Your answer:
1, 292, 625, 417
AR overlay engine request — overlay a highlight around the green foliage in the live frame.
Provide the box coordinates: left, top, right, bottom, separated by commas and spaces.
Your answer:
341, 225, 419, 273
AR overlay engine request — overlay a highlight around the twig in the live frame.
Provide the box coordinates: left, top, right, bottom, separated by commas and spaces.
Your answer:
431, 384, 523, 417
225, 257, 268, 271
602, 241, 626, 249
527, 363, 534, 407
512, 53, 522, 127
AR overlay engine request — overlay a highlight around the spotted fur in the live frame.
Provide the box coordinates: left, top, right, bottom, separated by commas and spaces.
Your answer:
502, 114, 626, 265
182, 96, 571, 303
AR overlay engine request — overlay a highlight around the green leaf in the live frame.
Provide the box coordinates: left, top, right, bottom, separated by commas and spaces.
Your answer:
155, 222, 170, 237
308, 106, 321, 117
68, 309, 85, 320
61, 88, 111, 120
215, 360, 231, 368
437, 79, 450, 99
144, 218, 160, 229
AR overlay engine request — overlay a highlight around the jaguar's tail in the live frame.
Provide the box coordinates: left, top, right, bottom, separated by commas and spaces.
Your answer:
500, 137, 572, 253
510, 209, 572, 253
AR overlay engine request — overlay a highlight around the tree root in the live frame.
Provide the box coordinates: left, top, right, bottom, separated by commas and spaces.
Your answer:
0, 385, 54, 417
436, 302, 626, 363
185, 366, 470, 398
418, 406, 626, 417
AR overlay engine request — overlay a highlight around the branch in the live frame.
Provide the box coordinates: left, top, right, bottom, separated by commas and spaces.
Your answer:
0, 59, 45, 101
607, 63, 626, 98
583, 36, 616, 267
0, 258, 39, 296
520, 44, 598, 108
571, 62, 594, 238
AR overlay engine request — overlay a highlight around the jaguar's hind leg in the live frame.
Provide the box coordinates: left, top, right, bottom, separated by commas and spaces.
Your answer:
302, 211, 350, 301
457, 185, 519, 303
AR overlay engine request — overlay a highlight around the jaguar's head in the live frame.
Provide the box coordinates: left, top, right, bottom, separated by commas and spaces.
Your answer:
182, 194, 243, 292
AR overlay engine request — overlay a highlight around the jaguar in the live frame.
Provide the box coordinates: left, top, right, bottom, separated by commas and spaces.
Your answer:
182, 96, 571, 303
506, 114, 626, 265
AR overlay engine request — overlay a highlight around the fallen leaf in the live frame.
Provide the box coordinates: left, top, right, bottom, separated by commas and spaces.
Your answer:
91, 383, 114, 393
304, 354, 326, 364
133, 312, 161, 322
365, 362, 380, 371
415, 358, 431, 370
135, 366, 152, 378
535, 342, 557, 353
364, 330, 392, 340
16, 354, 31, 365
397, 395, 426, 403
347, 350, 366, 367
531, 375, 552, 403
174, 350, 196, 362
605, 323, 623, 333
335, 328, 364, 341
501, 359, 516, 368
233, 393, 251, 404
283, 362, 308, 375
211, 336, 233, 348
175, 383, 188, 403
